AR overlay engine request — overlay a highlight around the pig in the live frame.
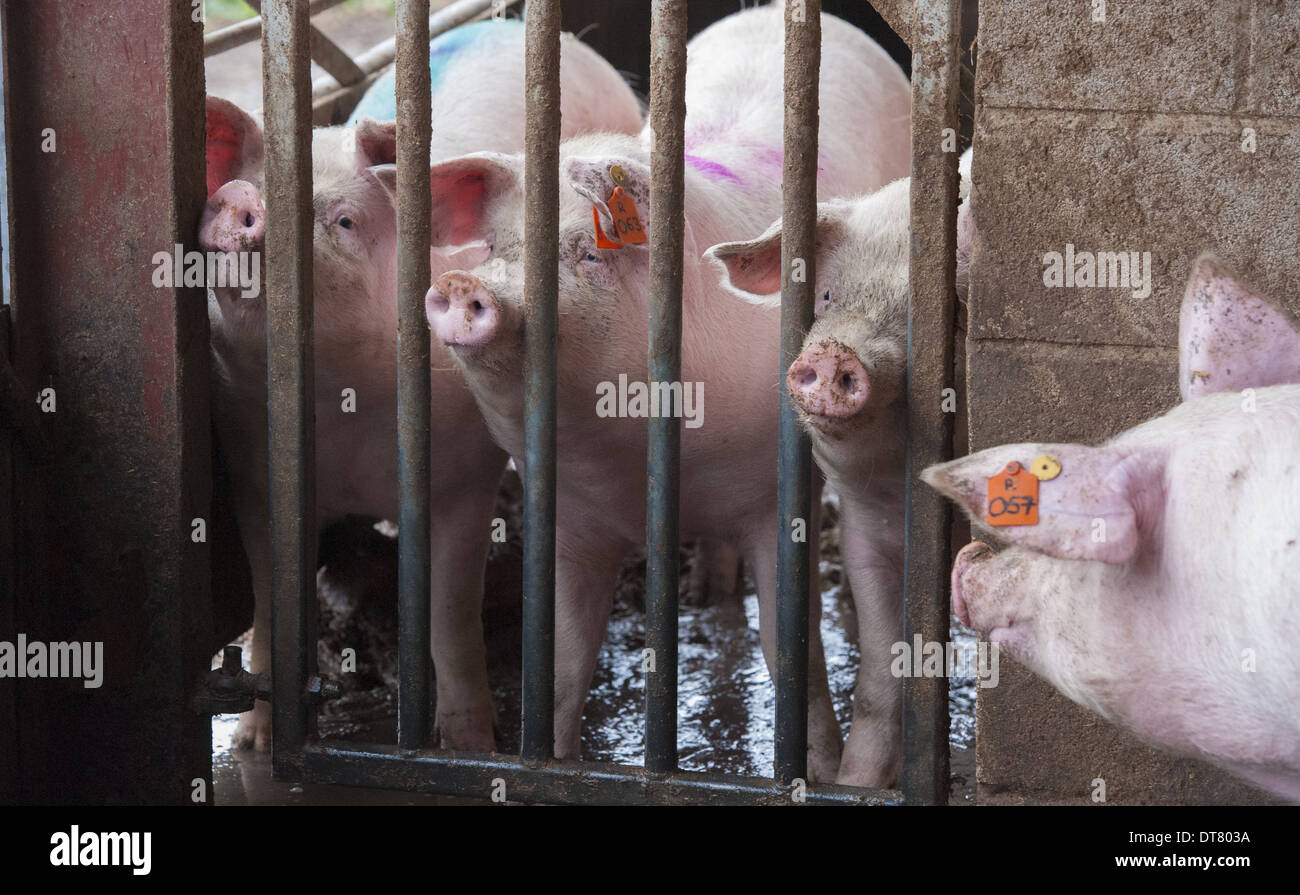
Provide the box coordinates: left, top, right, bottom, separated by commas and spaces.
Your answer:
422, 5, 910, 780
200, 18, 643, 751
704, 151, 974, 786
923, 254, 1300, 801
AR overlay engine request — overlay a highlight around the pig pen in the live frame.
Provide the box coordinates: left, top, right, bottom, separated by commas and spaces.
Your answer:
197, 0, 962, 805
5, 0, 1285, 810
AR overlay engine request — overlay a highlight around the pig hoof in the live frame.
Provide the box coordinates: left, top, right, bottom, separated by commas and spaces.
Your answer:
436, 709, 497, 752
231, 703, 271, 752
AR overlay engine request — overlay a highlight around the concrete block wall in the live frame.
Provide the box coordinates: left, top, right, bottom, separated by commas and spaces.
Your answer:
967, 0, 1300, 804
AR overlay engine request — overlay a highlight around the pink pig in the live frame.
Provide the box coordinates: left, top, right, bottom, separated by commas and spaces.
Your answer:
422, 5, 910, 780
924, 254, 1300, 801
706, 151, 973, 787
200, 22, 642, 751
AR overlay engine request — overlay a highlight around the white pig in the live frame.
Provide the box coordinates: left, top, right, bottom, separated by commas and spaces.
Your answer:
705, 152, 974, 786
200, 19, 642, 750
924, 254, 1300, 801
422, 5, 910, 780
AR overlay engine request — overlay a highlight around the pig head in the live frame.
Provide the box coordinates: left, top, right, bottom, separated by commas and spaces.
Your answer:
924, 254, 1300, 800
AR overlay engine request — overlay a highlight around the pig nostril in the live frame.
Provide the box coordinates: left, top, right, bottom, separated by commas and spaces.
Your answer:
244, 212, 255, 228
471, 300, 484, 316
795, 368, 818, 388
839, 373, 856, 394
431, 294, 449, 314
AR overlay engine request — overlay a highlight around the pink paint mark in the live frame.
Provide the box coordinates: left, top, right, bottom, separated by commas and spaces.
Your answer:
685, 154, 742, 184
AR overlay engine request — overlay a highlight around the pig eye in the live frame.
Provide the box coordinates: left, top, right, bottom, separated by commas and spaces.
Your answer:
338, 216, 354, 230
583, 252, 600, 263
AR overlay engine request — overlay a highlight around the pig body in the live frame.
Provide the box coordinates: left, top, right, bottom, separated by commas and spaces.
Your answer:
202, 20, 642, 750
423, 5, 910, 779
705, 152, 973, 786
925, 255, 1300, 801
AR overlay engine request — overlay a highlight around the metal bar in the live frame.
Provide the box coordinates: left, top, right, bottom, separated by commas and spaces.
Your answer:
204, 0, 349, 57
262, 0, 316, 776
643, 0, 688, 776
302, 744, 901, 805
395, 0, 433, 750
774, 0, 819, 787
902, 0, 961, 806
245, 0, 367, 86
520, 0, 561, 763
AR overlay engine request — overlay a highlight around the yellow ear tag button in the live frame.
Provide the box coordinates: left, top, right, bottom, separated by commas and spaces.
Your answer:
609, 164, 628, 187
986, 461, 1040, 527
1030, 454, 1062, 481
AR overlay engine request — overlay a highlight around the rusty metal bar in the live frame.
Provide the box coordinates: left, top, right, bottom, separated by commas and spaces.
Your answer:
245, 0, 366, 86
643, 0, 688, 776
521, 0, 561, 763
395, 0, 433, 750
774, 0, 820, 787
262, 0, 315, 775
204, 0, 349, 57
902, 0, 961, 806
302, 744, 901, 805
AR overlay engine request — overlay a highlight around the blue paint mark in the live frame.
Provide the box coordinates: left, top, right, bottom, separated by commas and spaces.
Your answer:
347, 19, 522, 125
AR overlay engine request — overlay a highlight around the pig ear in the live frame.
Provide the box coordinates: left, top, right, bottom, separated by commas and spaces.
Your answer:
704, 218, 784, 305
922, 443, 1158, 565
1178, 252, 1300, 401
564, 156, 652, 247
206, 97, 263, 198
366, 164, 397, 199
428, 152, 521, 247
704, 206, 847, 307
353, 117, 397, 168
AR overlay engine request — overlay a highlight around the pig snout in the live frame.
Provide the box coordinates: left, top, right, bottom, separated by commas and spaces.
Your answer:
787, 339, 870, 419
951, 540, 994, 628
427, 271, 501, 348
199, 180, 265, 253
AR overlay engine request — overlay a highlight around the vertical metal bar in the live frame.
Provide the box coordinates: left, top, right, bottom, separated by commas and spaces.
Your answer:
644, 0, 688, 775
775, 0, 820, 786
263, 0, 315, 773
521, 0, 561, 762
395, 0, 433, 750
902, 0, 960, 806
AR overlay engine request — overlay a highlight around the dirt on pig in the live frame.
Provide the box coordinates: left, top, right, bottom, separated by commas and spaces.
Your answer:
215, 470, 975, 803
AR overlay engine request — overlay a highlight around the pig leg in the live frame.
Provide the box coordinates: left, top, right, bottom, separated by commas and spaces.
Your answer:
552, 542, 622, 760
428, 465, 506, 751
835, 513, 904, 788
746, 506, 843, 782
231, 503, 273, 751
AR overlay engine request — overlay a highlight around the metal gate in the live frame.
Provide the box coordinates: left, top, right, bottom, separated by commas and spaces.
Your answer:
252, 0, 961, 806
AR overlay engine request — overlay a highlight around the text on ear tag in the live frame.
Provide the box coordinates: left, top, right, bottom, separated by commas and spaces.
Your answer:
607, 186, 646, 245
986, 461, 1039, 527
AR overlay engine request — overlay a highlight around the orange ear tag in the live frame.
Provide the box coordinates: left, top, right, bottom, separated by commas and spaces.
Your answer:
593, 206, 623, 249
607, 186, 647, 245
986, 461, 1040, 527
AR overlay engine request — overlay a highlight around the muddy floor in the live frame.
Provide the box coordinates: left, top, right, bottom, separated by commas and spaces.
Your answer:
212, 470, 977, 805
